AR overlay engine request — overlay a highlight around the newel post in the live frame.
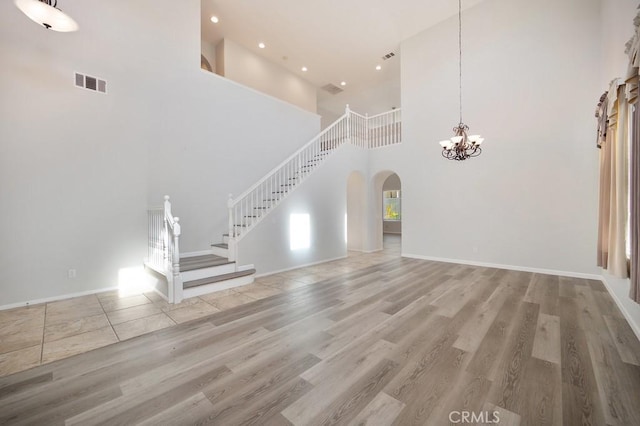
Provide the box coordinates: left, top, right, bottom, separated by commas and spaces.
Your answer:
172, 217, 183, 303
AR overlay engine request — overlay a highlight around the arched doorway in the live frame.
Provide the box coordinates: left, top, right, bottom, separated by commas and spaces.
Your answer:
381, 173, 402, 253
371, 171, 402, 253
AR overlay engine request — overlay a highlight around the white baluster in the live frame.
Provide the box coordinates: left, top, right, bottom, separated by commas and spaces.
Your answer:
345, 104, 351, 144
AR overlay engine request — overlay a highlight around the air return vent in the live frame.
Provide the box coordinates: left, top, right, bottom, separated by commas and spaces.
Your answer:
321, 83, 343, 95
74, 72, 107, 94
381, 52, 396, 60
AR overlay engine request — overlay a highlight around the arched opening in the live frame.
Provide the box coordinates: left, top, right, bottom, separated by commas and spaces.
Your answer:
346, 171, 366, 252
372, 171, 402, 254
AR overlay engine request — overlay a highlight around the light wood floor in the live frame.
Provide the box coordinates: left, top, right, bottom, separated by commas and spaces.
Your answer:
1, 243, 640, 425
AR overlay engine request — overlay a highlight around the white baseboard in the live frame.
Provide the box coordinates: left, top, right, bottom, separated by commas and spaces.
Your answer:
600, 275, 640, 342
347, 248, 382, 254
0, 286, 119, 311
401, 253, 602, 280
255, 255, 348, 278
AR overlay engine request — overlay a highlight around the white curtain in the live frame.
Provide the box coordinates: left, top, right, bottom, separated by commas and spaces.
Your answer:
597, 80, 629, 278
627, 22, 640, 302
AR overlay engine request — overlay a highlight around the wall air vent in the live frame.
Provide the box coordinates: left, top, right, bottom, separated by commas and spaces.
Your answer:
382, 52, 396, 60
74, 72, 107, 94
322, 83, 344, 95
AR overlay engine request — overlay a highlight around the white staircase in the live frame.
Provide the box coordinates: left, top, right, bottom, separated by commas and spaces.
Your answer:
223, 106, 402, 261
145, 106, 401, 304
145, 196, 255, 303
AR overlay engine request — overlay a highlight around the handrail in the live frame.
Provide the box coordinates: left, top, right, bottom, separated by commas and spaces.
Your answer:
164, 195, 181, 236
230, 112, 348, 205
367, 109, 400, 119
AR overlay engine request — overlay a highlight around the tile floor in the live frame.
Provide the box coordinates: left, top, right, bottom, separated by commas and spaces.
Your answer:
0, 235, 401, 377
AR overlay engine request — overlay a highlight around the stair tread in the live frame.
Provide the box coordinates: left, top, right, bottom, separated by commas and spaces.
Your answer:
183, 269, 256, 289
211, 243, 228, 249
179, 254, 233, 272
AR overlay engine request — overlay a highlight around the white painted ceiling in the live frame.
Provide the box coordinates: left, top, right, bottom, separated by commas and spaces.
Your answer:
201, 0, 484, 117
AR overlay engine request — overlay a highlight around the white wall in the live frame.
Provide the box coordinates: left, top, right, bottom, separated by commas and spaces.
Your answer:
601, 0, 638, 86
371, 0, 603, 276
146, 69, 320, 254
0, 0, 320, 307
347, 171, 367, 251
238, 144, 367, 274
219, 38, 318, 114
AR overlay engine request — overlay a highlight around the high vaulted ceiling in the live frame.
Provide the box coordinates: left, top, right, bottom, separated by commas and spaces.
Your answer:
201, 0, 485, 117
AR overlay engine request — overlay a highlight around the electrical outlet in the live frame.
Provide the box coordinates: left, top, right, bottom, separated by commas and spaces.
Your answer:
68, 269, 77, 279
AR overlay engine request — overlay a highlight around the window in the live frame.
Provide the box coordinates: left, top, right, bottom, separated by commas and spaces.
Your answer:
383, 190, 401, 221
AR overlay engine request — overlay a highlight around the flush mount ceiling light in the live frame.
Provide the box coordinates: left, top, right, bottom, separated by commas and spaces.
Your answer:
258, 42, 266, 49
375, 65, 382, 71
210, 15, 219, 24
438, 0, 484, 161
340, 81, 346, 86
301, 66, 308, 72
15, 0, 78, 32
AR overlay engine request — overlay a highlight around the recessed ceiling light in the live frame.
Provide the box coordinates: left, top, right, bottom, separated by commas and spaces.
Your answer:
301, 66, 308, 72
340, 81, 346, 86
258, 42, 266, 49
376, 65, 382, 71
210, 16, 219, 23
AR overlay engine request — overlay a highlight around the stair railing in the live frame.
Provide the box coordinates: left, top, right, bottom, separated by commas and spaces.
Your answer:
227, 108, 351, 245
147, 195, 182, 302
226, 106, 402, 252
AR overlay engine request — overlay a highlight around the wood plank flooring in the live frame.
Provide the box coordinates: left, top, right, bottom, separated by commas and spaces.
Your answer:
1, 254, 640, 425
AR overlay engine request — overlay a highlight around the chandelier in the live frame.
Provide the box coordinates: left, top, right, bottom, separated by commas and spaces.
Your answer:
14, 0, 78, 32
439, 0, 483, 161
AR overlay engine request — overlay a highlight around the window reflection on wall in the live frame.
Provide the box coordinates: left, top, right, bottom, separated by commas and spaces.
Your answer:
290, 213, 311, 250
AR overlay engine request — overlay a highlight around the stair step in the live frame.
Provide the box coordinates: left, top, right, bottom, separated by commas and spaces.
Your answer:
179, 254, 233, 272
272, 191, 287, 194
254, 207, 269, 210
243, 215, 259, 218
183, 269, 256, 289
211, 243, 228, 249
